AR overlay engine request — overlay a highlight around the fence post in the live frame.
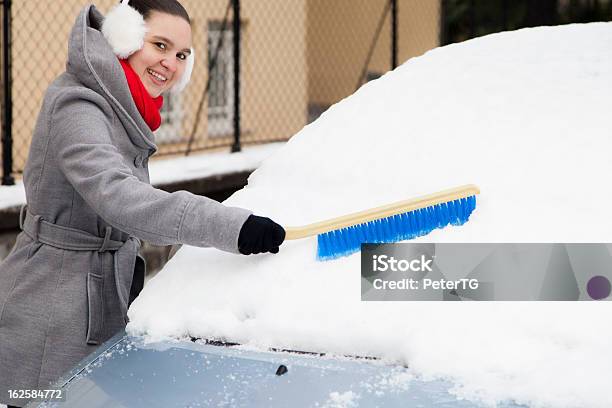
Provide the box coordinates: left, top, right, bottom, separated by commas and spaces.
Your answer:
469, 0, 476, 39
502, 0, 508, 31
230, 0, 241, 153
2, 0, 14, 185
440, 0, 447, 45
391, 0, 398, 69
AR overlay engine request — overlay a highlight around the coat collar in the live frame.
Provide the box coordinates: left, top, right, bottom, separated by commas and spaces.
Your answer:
66, 4, 158, 154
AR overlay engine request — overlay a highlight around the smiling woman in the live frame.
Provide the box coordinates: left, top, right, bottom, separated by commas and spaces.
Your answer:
0, 1, 285, 407
127, 12, 193, 97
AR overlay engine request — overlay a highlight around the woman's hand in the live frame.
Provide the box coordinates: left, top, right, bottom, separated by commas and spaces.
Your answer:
238, 215, 285, 255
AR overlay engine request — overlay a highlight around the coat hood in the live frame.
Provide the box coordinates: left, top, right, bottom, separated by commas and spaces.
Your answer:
66, 4, 157, 153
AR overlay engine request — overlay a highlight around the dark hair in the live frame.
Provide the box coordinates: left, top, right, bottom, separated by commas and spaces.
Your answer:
124, 0, 191, 25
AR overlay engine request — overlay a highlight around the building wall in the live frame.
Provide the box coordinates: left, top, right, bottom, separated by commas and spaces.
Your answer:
240, 0, 308, 146
306, 0, 440, 108
171, 0, 308, 151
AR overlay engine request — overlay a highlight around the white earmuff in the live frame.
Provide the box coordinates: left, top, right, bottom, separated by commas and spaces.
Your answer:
171, 49, 194, 93
101, 0, 146, 59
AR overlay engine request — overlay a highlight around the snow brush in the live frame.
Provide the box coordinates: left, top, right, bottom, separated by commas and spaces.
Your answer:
284, 184, 480, 260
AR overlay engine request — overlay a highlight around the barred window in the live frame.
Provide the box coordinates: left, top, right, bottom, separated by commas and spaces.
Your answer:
207, 21, 234, 137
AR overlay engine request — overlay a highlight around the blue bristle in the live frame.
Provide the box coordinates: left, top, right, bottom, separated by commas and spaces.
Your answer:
388, 214, 397, 239
413, 209, 421, 234
405, 212, 414, 238
355, 223, 365, 245
406, 212, 417, 240
412, 209, 419, 234
420, 208, 427, 232
371, 220, 379, 242
448, 200, 456, 224
427, 207, 435, 230
434, 204, 444, 228
441, 201, 449, 224
316, 195, 478, 261
383, 219, 391, 240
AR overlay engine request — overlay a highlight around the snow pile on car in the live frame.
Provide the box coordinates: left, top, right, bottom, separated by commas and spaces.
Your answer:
129, 22, 612, 408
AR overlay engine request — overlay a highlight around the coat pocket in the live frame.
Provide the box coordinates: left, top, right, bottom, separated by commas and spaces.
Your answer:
86, 273, 104, 345
26, 241, 43, 260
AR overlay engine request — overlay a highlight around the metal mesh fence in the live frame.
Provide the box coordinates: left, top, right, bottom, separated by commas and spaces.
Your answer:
0, 0, 440, 180
8, 0, 107, 177
2, 1, 609, 182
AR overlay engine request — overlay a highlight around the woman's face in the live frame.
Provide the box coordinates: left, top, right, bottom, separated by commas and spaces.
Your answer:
127, 11, 192, 98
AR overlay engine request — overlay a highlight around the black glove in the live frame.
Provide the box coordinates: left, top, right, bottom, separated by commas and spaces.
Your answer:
238, 215, 286, 255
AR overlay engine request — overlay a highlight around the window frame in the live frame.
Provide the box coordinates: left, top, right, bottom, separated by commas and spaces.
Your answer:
207, 21, 235, 138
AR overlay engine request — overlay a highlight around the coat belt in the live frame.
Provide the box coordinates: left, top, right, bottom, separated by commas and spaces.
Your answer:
19, 205, 141, 343
20, 205, 128, 252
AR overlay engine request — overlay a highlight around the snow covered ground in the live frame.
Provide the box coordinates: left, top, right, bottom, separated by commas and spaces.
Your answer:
128, 23, 612, 408
0, 143, 282, 211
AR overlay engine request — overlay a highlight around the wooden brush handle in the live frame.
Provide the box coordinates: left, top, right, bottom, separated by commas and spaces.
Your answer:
284, 184, 480, 240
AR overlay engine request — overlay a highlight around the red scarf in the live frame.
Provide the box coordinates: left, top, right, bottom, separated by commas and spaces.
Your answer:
118, 59, 164, 131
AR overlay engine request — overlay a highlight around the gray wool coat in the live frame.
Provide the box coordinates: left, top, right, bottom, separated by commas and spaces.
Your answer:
0, 5, 251, 406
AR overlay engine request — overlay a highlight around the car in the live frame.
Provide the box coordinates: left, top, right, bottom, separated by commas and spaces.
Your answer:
29, 21, 612, 408
33, 331, 526, 408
